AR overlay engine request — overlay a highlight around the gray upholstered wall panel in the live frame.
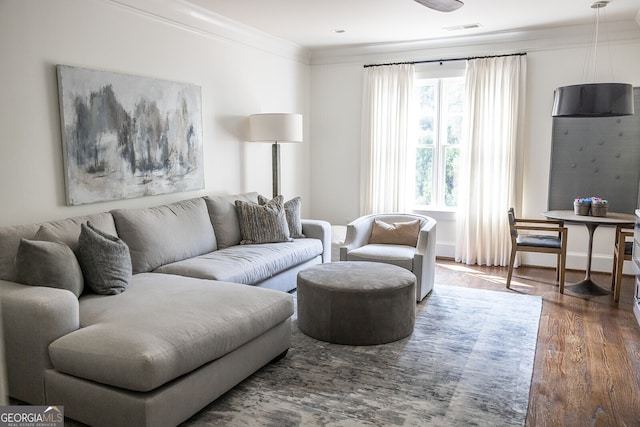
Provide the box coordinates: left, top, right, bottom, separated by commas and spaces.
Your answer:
548, 88, 640, 214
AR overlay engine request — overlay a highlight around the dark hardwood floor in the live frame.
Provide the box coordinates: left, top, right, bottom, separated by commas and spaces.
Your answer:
434, 258, 640, 427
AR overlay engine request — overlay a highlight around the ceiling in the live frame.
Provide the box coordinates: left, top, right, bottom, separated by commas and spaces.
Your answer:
186, 0, 640, 49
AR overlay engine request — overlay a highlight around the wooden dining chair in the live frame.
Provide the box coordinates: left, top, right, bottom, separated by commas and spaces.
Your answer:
507, 208, 568, 292
611, 224, 634, 302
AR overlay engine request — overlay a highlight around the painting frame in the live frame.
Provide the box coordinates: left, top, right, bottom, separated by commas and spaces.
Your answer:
56, 65, 204, 206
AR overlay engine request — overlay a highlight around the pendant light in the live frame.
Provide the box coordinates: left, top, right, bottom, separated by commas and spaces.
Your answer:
551, 1, 634, 118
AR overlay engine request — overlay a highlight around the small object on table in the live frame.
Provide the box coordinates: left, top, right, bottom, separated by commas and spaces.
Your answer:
574, 198, 591, 216
590, 198, 609, 217
573, 196, 608, 216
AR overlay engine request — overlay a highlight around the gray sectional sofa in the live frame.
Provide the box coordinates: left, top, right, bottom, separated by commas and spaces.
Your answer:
0, 192, 330, 426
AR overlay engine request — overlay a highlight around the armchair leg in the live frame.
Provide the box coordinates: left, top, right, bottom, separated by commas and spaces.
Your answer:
559, 253, 566, 294
613, 247, 626, 303
611, 252, 618, 291
506, 248, 517, 289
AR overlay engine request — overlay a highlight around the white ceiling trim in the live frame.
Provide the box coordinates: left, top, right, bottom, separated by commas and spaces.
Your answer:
310, 19, 640, 66
102, 0, 639, 68
105, 0, 311, 64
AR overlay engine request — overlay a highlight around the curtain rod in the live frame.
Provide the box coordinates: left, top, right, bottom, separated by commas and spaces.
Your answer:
363, 52, 527, 68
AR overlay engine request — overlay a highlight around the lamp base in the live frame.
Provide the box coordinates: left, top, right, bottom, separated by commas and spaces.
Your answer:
272, 142, 280, 198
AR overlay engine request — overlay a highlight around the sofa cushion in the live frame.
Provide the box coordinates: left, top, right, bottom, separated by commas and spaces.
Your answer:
204, 192, 259, 249
0, 224, 40, 282
40, 213, 117, 252
77, 223, 132, 295
235, 196, 291, 244
15, 238, 84, 297
111, 198, 216, 274
0, 212, 115, 282
48, 273, 294, 392
346, 244, 415, 271
155, 238, 323, 285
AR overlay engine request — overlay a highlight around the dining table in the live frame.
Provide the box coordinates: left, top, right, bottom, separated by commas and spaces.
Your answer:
542, 210, 636, 296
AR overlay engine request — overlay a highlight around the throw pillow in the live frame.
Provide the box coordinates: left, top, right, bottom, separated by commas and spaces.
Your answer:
15, 238, 84, 297
76, 222, 132, 295
235, 195, 291, 244
258, 195, 305, 238
368, 218, 421, 246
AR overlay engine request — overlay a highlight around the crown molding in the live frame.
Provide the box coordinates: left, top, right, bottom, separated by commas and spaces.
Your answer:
310, 20, 640, 66
104, 0, 311, 64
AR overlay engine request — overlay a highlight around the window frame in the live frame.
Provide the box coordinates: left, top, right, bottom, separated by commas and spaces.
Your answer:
411, 63, 465, 213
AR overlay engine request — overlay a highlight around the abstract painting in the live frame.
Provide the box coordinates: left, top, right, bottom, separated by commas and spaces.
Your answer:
56, 65, 204, 205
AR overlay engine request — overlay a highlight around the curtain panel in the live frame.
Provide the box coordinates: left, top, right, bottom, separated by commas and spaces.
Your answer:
360, 64, 415, 215
455, 55, 527, 266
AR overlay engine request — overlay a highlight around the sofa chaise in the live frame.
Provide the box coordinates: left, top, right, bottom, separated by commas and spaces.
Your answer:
0, 192, 330, 426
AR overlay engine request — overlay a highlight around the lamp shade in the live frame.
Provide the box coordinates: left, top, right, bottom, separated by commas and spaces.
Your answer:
552, 83, 634, 118
249, 113, 303, 142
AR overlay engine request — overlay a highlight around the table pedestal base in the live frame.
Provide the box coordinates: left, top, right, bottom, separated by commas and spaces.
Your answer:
565, 279, 610, 296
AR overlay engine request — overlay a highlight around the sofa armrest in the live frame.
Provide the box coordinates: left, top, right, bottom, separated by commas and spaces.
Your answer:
415, 217, 436, 256
339, 216, 374, 260
1, 284, 79, 404
414, 218, 437, 300
301, 219, 332, 263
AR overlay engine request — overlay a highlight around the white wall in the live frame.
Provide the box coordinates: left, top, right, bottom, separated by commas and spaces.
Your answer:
0, 0, 311, 227
309, 23, 640, 272
2, 0, 639, 273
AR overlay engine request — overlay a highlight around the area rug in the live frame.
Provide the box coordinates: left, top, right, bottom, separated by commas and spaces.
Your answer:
183, 285, 542, 426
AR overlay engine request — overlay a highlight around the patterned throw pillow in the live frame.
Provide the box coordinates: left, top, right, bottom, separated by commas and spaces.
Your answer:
15, 237, 84, 298
368, 218, 421, 246
258, 195, 305, 238
76, 222, 132, 295
235, 195, 291, 244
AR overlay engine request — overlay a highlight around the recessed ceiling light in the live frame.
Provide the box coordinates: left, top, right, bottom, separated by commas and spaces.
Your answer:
442, 23, 482, 31
332, 29, 346, 34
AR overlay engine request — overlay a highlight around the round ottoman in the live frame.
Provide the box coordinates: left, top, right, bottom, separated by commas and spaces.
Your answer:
297, 261, 416, 345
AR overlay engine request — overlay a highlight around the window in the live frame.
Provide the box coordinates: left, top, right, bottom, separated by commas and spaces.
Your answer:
412, 76, 465, 209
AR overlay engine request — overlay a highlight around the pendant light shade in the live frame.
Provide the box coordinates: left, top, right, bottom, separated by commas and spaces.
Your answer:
550, 1, 635, 118
552, 83, 634, 117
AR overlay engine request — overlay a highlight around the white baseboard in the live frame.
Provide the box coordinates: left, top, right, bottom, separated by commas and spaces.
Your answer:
436, 242, 456, 259
521, 251, 634, 275
436, 245, 633, 275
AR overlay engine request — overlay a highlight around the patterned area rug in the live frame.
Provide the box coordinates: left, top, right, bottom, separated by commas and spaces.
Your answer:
183, 285, 542, 426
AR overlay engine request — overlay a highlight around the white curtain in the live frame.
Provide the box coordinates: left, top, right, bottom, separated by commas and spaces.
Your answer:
455, 55, 527, 266
360, 64, 414, 215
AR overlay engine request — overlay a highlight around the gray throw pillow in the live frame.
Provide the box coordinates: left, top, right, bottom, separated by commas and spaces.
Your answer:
77, 222, 132, 295
235, 195, 291, 244
258, 195, 305, 238
15, 238, 84, 297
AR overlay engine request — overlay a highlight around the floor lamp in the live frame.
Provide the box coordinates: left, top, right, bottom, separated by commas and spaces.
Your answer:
249, 113, 303, 198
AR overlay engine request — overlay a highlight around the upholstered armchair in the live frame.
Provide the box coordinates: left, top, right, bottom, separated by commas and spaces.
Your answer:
339, 213, 437, 302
